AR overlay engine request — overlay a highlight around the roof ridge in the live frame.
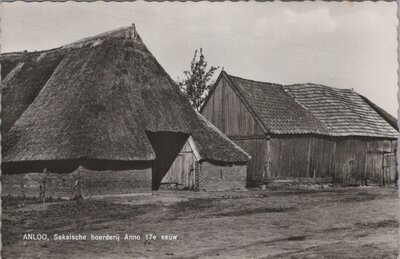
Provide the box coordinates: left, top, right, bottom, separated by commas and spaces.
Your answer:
1, 46, 63, 57
225, 72, 282, 87
63, 24, 141, 49
1, 24, 140, 56
284, 83, 352, 92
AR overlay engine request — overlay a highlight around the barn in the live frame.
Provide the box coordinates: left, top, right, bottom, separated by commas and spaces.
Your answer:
1, 25, 250, 198
201, 71, 398, 186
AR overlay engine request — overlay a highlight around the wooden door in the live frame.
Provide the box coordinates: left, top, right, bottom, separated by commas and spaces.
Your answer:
160, 141, 196, 190
181, 152, 195, 189
365, 152, 382, 184
383, 153, 396, 185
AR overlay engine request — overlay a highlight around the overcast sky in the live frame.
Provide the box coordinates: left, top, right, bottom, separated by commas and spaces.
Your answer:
1, 1, 398, 116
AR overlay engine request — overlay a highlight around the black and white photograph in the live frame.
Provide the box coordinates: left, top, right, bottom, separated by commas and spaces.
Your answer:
0, 1, 398, 258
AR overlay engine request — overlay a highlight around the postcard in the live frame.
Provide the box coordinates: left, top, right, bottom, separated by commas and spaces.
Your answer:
1, 1, 398, 258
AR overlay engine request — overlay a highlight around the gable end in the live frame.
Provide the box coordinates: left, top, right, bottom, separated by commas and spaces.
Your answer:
201, 71, 267, 137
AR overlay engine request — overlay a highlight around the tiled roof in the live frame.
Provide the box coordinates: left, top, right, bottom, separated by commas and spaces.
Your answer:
283, 84, 398, 138
225, 73, 398, 138
227, 75, 329, 135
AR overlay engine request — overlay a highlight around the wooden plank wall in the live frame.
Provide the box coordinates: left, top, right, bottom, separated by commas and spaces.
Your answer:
233, 138, 268, 183
308, 138, 336, 178
268, 136, 336, 179
201, 76, 397, 186
334, 139, 363, 181
202, 77, 264, 136
269, 137, 309, 178
243, 135, 397, 185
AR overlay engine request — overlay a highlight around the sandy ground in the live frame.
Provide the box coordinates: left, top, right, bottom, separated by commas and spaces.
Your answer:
2, 187, 398, 258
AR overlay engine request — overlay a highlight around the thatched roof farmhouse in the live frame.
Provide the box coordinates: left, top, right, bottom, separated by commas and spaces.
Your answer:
1, 25, 250, 196
202, 71, 398, 186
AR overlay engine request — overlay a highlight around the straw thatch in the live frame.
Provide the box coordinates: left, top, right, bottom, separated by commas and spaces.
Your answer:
1, 49, 67, 135
193, 112, 251, 162
1, 25, 250, 164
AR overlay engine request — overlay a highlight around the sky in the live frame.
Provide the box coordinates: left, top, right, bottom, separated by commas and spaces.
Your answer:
1, 1, 398, 117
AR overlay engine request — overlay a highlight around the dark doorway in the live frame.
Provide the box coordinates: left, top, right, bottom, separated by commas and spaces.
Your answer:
146, 131, 189, 190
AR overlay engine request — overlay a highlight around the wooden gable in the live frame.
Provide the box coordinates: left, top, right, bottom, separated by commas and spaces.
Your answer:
202, 74, 264, 138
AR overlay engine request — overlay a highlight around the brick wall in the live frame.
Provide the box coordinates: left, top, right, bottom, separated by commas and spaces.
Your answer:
2, 173, 45, 197
79, 167, 152, 196
44, 172, 78, 198
2, 162, 247, 195
2, 166, 152, 198
197, 161, 247, 191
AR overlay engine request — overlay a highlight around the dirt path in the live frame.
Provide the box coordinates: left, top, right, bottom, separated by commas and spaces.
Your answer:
2, 187, 398, 258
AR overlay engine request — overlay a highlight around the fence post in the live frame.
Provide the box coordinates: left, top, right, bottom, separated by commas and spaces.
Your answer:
73, 167, 83, 200
382, 154, 386, 186
42, 168, 48, 203
78, 168, 82, 198
20, 178, 26, 201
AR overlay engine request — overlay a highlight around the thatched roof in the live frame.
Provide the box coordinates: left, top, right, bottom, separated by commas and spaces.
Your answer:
193, 112, 251, 162
1, 25, 250, 164
206, 71, 397, 138
1, 48, 67, 135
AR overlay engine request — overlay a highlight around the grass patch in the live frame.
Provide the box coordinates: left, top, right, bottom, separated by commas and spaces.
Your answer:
2, 199, 156, 245
2, 195, 67, 208
2, 195, 40, 207
339, 192, 378, 203
34, 200, 155, 228
164, 197, 295, 220
168, 198, 220, 215
280, 235, 308, 242
355, 219, 398, 229
214, 206, 295, 217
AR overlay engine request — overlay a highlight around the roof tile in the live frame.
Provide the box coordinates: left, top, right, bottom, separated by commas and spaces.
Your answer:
226, 73, 397, 138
